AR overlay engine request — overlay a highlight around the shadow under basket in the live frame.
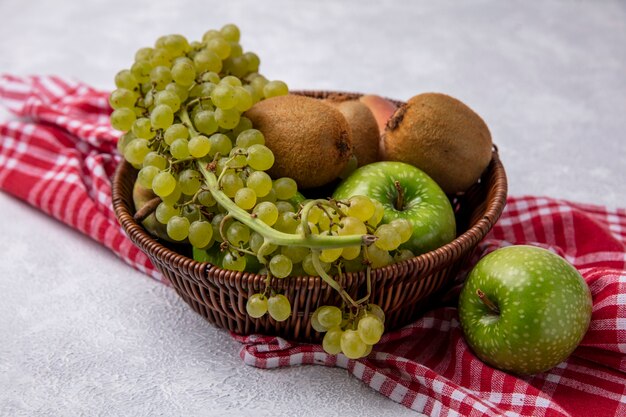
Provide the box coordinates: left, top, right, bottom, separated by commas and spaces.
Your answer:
112, 92, 508, 343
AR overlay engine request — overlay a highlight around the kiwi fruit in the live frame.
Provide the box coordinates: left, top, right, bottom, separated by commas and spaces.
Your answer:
383, 92, 492, 194
245, 95, 352, 189
327, 98, 380, 167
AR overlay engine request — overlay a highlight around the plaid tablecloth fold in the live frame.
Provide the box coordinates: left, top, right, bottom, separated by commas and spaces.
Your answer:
1, 75, 625, 417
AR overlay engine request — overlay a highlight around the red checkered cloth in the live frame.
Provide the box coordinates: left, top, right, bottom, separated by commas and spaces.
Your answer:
1, 75, 625, 417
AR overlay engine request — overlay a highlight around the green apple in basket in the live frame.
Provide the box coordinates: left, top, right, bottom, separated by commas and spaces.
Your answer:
458, 245, 593, 375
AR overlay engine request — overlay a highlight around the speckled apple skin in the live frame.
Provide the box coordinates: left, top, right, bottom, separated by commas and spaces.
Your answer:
459, 245, 593, 375
333, 161, 456, 255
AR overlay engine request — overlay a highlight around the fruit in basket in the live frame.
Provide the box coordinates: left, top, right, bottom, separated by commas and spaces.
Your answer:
245, 95, 352, 189
333, 161, 456, 254
458, 245, 593, 375
132, 181, 172, 242
359, 94, 398, 134
326, 97, 380, 167
383, 92, 492, 194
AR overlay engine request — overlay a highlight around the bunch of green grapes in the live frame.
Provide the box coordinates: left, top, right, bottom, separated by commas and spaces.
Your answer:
112, 25, 411, 358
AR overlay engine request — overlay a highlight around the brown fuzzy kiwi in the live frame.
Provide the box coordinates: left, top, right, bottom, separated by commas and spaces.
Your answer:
245, 95, 352, 189
383, 92, 493, 194
328, 100, 380, 167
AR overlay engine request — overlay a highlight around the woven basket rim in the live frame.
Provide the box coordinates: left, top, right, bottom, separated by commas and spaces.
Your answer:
112, 91, 508, 289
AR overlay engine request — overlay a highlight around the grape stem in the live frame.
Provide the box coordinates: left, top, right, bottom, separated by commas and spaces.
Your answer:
312, 250, 359, 308
196, 162, 376, 249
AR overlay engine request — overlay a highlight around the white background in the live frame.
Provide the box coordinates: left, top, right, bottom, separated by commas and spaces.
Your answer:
1, 1, 625, 416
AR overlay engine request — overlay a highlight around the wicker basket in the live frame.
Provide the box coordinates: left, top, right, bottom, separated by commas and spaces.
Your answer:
112, 91, 508, 343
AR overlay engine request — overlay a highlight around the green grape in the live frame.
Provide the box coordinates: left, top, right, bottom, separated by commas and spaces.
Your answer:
132, 117, 155, 139
228, 42, 243, 58
143, 151, 167, 171
114, 69, 139, 90
116, 132, 134, 155
307, 206, 322, 224
171, 59, 196, 87
311, 310, 327, 332
234, 187, 256, 210
322, 327, 343, 355
162, 184, 182, 205
319, 247, 342, 263
220, 75, 242, 87
341, 246, 361, 260
276, 201, 295, 213
366, 304, 386, 323
274, 212, 298, 234
253, 201, 279, 226
357, 315, 384, 345
246, 293, 268, 318
367, 200, 385, 226
246, 144, 274, 171
246, 171, 272, 197
366, 244, 393, 268
152, 171, 177, 197
269, 254, 292, 278
341, 329, 367, 359
192, 110, 218, 135
150, 48, 171, 67
197, 190, 216, 207
273, 177, 297, 200
123, 138, 151, 165
170, 138, 190, 160
227, 147, 247, 168
243, 52, 260, 73
389, 219, 413, 243
222, 252, 246, 271
244, 84, 262, 104
178, 169, 200, 195
201, 72, 221, 84
210, 84, 237, 110
267, 294, 291, 322
316, 306, 342, 329
137, 166, 159, 188
374, 224, 401, 251
338, 216, 367, 236
211, 213, 226, 242
150, 66, 173, 90
111, 108, 136, 131
193, 50, 222, 73
188, 135, 211, 158
236, 129, 264, 148
394, 249, 415, 262
250, 74, 268, 92
224, 56, 248, 78
109, 88, 136, 109
226, 221, 250, 245
202, 29, 221, 42
302, 253, 330, 276
281, 246, 309, 264
220, 23, 240, 42
188, 220, 212, 248
263, 80, 289, 98
162, 34, 190, 57
165, 82, 189, 102
234, 86, 253, 111
150, 104, 174, 130
347, 195, 375, 222
167, 215, 190, 241
215, 107, 240, 129
208, 133, 233, 156
164, 123, 189, 145
220, 171, 244, 197
131, 60, 152, 83
207, 37, 231, 60
135, 47, 153, 62
155, 90, 181, 112
155, 202, 179, 224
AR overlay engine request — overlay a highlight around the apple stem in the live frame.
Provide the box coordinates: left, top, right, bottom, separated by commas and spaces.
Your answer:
394, 180, 404, 210
134, 197, 161, 222
476, 289, 500, 314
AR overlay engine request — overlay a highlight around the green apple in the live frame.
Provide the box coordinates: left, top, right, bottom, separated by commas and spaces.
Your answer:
458, 245, 593, 375
333, 161, 456, 254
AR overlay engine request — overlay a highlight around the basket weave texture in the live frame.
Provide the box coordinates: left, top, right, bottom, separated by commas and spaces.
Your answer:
112, 91, 508, 343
